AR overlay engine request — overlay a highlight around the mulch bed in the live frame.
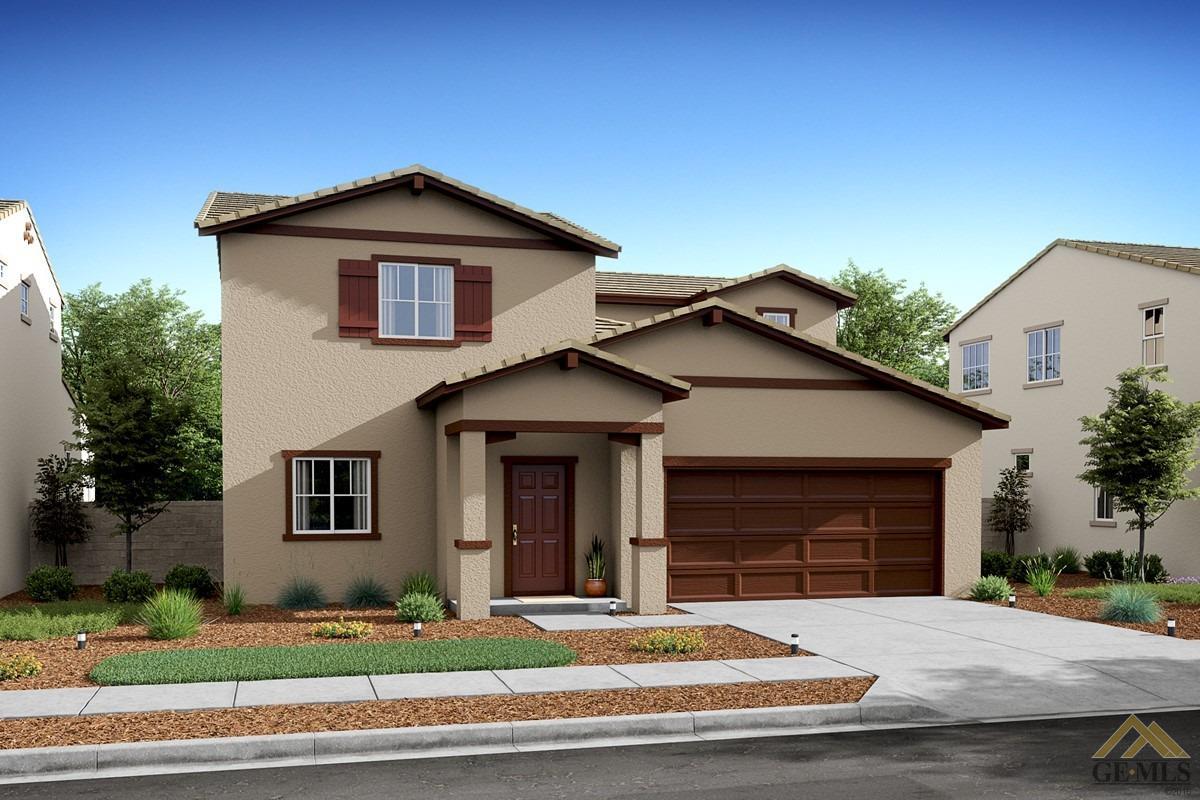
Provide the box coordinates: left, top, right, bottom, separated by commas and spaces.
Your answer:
0, 677, 874, 750
0, 594, 792, 690
992, 573, 1198, 639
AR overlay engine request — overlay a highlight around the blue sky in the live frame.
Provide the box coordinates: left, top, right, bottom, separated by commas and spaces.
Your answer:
8, 1, 1199, 321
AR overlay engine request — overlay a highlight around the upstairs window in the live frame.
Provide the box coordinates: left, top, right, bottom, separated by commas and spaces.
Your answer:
379, 262, 453, 339
961, 340, 990, 391
49, 303, 58, 333
1094, 486, 1114, 522
18, 281, 29, 317
1026, 326, 1061, 383
756, 307, 795, 327
1142, 305, 1165, 366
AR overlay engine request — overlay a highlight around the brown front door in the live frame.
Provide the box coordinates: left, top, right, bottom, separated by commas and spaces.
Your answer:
509, 463, 569, 595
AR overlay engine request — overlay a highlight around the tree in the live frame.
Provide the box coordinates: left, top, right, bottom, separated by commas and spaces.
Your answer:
832, 261, 958, 387
82, 371, 191, 572
28, 454, 92, 567
62, 280, 221, 499
988, 467, 1032, 557
1078, 367, 1200, 581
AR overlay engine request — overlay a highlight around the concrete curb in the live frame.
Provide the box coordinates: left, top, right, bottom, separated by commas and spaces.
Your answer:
0, 699, 945, 784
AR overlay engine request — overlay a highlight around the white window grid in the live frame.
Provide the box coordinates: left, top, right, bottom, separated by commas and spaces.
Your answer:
1027, 326, 1061, 382
761, 311, 792, 326
1142, 306, 1165, 366
292, 457, 371, 534
961, 341, 989, 391
18, 282, 29, 316
378, 262, 454, 339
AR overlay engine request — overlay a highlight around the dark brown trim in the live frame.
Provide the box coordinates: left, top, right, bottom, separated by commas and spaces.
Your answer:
250, 223, 573, 252
676, 376, 882, 390
662, 456, 952, 470
371, 253, 462, 266
629, 537, 669, 547
451, 420, 664, 435
370, 336, 461, 347
595, 292, 689, 306
411, 175, 425, 195
756, 306, 797, 327
454, 539, 492, 550
281, 450, 382, 541
607, 432, 642, 447
702, 308, 724, 326
561, 351, 580, 370
485, 432, 518, 445
503, 457, 577, 596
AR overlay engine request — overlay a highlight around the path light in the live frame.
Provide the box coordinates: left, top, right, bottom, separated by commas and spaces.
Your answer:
76, 630, 87, 650
1008, 593, 1017, 608
1168, 618, 1177, 637
790, 633, 800, 656
608, 600, 617, 616
413, 621, 423, 638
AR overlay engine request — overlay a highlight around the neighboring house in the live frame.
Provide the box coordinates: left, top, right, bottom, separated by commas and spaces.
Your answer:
0, 200, 75, 596
946, 239, 1200, 575
196, 165, 1008, 617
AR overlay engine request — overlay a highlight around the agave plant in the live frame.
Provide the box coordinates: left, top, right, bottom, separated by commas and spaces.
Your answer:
585, 536, 606, 580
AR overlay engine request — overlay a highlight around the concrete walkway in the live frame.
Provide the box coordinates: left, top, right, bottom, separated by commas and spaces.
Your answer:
672, 596, 1200, 721
0, 655, 866, 720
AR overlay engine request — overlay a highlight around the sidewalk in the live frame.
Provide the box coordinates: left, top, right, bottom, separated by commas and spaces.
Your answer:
0, 655, 869, 720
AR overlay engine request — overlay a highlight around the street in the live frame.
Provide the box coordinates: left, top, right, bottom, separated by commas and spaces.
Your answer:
6, 710, 1199, 799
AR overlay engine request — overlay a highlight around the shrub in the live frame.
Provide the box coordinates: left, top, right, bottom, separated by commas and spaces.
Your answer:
164, 564, 217, 599
311, 616, 373, 639
1009, 552, 1052, 584
980, 550, 1013, 579
1123, 553, 1169, 584
139, 589, 203, 640
1051, 546, 1082, 574
969, 575, 1012, 601
1025, 563, 1060, 597
344, 576, 391, 609
1100, 584, 1162, 624
395, 592, 445, 623
25, 566, 76, 602
0, 654, 43, 681
103, 570, 155, 603
1085, 550, 1125, 580
222, 584, 245, 616
0, 608, 121, 641
630, 628, 705, 654
400, 571, 439, 598
278, 577, 327, 610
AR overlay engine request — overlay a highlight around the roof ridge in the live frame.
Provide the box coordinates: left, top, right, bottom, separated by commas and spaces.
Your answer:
1065, 238, 1200, 251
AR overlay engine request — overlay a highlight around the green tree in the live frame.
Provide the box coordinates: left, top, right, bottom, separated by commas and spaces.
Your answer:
1078, 367, 1200, 581
28, 454, 92, 567
832, 261, 958, 387
63, 280, 220, 499
82, 372, 192, 572
988, 467, 1032, 557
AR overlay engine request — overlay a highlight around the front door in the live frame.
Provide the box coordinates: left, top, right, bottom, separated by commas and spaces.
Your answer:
509, 463, 569, 595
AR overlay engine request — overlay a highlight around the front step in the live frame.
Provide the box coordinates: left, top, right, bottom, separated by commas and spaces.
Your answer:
449, 597, 630, 616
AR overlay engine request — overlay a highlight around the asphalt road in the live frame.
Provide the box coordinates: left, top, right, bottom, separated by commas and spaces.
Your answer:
6, 711, 1200, 799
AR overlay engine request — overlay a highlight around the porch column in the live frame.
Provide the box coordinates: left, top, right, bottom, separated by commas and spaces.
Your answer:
610, 440, 638, 606
632, 432, 668, 614
455, 431, 491, 619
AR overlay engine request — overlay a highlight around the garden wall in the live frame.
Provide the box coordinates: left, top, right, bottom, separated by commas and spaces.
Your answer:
980, 498, 1005, 552
29, 501, 222, 585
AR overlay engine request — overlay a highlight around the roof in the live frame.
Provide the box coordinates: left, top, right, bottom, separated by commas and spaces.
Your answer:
0, 199, 64, 300
596, 264, 857, 309
945, 239, 1200, 339
594, 316, 628, 335
415, 339, 691, 409
194, 165, 620, 256
0, 200, 27, 223
589, 298, 1010, 430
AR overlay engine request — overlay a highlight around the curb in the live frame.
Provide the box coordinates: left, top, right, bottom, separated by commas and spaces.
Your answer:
0, 700, 945, 784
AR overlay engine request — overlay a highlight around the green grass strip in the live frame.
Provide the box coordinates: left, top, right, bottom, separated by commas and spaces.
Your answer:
90, 637, 577, 685
0, 608, 123, 641
1064, 583, 1200, 603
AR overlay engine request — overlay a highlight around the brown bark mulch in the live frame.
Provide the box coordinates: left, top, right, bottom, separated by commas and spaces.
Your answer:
0, 677, 874, 750
0, 601, 791, 690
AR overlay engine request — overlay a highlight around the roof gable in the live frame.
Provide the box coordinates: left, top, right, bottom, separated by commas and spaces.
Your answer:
596, 264, 855, 309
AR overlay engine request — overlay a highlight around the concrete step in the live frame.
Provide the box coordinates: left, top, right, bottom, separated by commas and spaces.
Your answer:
449, 597, 629, 616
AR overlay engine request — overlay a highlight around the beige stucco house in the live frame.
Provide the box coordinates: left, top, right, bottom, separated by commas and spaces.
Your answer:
947, 240, 1200, 576
0, 200, 75, 596
197, 166, 1008, 617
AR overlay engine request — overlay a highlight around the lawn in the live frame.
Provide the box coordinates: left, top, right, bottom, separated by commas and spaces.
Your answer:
1064, 583, 1200, 604
90, 637, 577, 685
0, 601, 141, 641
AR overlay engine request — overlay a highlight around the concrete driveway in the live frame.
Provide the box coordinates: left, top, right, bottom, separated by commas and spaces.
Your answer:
673, 597, 1200, 722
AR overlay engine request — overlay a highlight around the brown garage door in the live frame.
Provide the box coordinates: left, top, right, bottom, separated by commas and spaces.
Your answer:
666, 468, 942, 601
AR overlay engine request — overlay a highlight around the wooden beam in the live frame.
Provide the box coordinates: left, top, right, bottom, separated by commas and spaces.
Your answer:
702, 308, 724, 327
411, 175, 425, 195
485, 431, 517, 445
561, 351, 580, 370
607, 432, 642, 447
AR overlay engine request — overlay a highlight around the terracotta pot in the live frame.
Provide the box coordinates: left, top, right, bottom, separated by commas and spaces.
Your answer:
584, 578, 607, 597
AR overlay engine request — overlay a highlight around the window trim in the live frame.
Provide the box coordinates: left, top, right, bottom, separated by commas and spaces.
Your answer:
377, 261, 455, 341
282, 449, 381, 541
1012, 449, 1032, 474
960, 339, 991, 392
1024, 323, 1062, 385
755, 306, 797, 328
18, 280, 30, 316
1141, 303, 1166, 367
1092, 485, 1116, 525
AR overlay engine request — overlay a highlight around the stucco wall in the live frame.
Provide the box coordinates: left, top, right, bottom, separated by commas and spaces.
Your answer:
458, 363, 664, 423
219, 187, 597, 602
949, 245, 1200, 575
716, 280, 840, 342
594, 302, 676, 324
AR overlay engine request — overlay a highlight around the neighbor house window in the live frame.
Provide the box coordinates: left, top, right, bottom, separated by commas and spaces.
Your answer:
1015, 453, 1031, 473
49, 303, 58, 333
0, 259, 6, 282
1026, 326, 1061, 382
18, 281, 29, 317
289, 455, 374, 535
1142, 306, 1165, 366
379, 262, 453, 339
961, 340, 990, 391
1094, 486, 1114, 522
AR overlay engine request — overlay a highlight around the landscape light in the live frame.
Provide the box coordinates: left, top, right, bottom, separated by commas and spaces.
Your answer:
1008, 593, 1017, 608
1167, 618, 1177, 637
413, 621, 423, 638
790, 633, 800, 656
76, 630, 87, 650
609, 600, 617, 616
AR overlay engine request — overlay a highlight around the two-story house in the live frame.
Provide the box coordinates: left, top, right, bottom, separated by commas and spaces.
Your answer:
196, 166, 1008, 617
0, 200, 75, 596
946, 240, 1200, 576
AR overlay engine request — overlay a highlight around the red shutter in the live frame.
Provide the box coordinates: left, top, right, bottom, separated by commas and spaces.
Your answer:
338, 259, 377, 338
455, 264, 492, 342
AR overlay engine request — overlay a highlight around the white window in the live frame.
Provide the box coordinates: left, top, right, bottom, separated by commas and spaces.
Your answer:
1094, 486, 1114, 521
761, 311, 793, 326
961, 341, 990, 391
1026, 326, 1061, 383
1015, 453, 1031, 473
292, 457, 371, 533
49, 303, 58, 333
18, 282, 29, 316
1142, 306, 1165, 366
0, 259, 6, 281
379, 262, 453, 339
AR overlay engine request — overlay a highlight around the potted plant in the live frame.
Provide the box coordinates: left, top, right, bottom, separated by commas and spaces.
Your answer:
584, 536, 607, 597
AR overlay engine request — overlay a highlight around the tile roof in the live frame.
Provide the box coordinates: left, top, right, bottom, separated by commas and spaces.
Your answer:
596, 271, 727, 298
945, 239, 1200, 338
0, 199, 64, 299
594, 316, 630, 335
194, 165, 620, 254
588, 297, 1010, 429
0, 199, 27, 223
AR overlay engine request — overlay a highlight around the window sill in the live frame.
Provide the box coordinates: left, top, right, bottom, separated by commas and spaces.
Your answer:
1089, 520, 1118, 528
961, 388, 992, 397
1023, 378, 1063, 389
19, 313, 31, 326
282, 532, 381, 541
369, 336, 461, 347
49, 330, 59, 343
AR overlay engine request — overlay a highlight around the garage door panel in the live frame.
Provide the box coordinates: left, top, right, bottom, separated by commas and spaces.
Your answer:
807, 505, 870, 531
805, 472, 872, 498
875, 567, 935, 593
669, 572, 736, 601
736, 471, 806, 499
737, 505, 804, 531
740, 571, 804, 597
874, 505, 935, 531
738, 539, 803, 564
875, 534, 934, 561
808, 536, 870, 562
808, 569, 871, 596
670, 538, 736, 566
873, 472, 935, 499
667, 505, 737, 534
667, 472, 735, 501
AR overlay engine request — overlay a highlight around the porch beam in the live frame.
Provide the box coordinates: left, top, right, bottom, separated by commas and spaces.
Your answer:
446, 419, 664, 435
